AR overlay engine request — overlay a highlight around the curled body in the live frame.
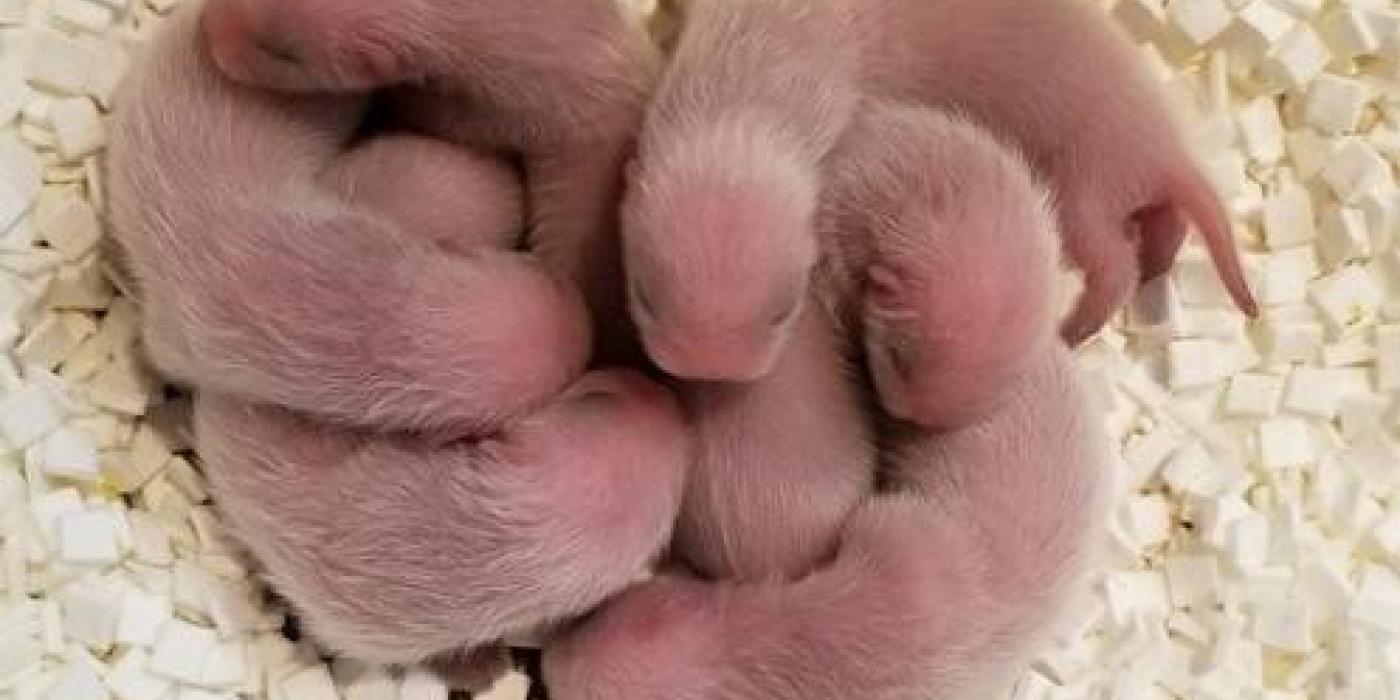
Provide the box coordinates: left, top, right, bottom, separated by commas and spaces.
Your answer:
107, 3, 589, 435
672, 304, 875, 582
622, 0, 863, 381
820, 104, 1060, 429
613, 0, 875, 586
201, 0, 661, 358
843, 0, 1256, 342
543, 346, 1107, 700
195, 369, 691, 667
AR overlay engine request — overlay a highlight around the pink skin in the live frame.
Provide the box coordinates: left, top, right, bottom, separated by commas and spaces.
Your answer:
622, 0, 862, 381
194, 369, 691, 667
107, 3, 590, 435
200, 0, 660, 360
820, 105, 1060, 429
843, 0, 1257, 344
672, 304, 875, 581
542, 346, 1107, 700
323, 133, 525, 255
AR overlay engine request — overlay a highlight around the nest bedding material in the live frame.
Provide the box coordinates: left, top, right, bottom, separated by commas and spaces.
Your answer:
2, 0, 1400, 697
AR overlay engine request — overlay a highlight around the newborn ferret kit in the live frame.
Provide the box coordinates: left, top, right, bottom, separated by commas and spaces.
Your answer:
3, 0, 1400, 697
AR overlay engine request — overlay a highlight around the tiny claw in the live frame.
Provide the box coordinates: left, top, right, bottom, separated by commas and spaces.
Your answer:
1059, 285, 1121, 347
1238, 288, 1261, 318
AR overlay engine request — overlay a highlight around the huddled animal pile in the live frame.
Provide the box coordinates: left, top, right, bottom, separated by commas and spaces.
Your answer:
104, 0, 1255, 697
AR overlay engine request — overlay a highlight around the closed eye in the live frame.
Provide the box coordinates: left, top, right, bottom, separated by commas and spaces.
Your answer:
887, 341, 914, 379
632, 283, 659, 321
255, 33, 303, 64
767, 299, 801, 328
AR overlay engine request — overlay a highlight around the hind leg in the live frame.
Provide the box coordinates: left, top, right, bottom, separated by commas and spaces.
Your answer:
1135, 203, 1188, 283
1059, 210, 1141, 345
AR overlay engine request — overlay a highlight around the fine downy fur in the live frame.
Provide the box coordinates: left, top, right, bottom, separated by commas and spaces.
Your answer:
321, 132, 525, 255
622, 0, 863, 381
201, 0, 661, 360
820, 104, 1060, 429
614, 0, 877, 584
109, 2, 691, 677
671, 304, 876, 582
195, 369, 691, 666
107, 2, 590, 435
543, 346, 1107, 700
843, 0, 1257, 343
